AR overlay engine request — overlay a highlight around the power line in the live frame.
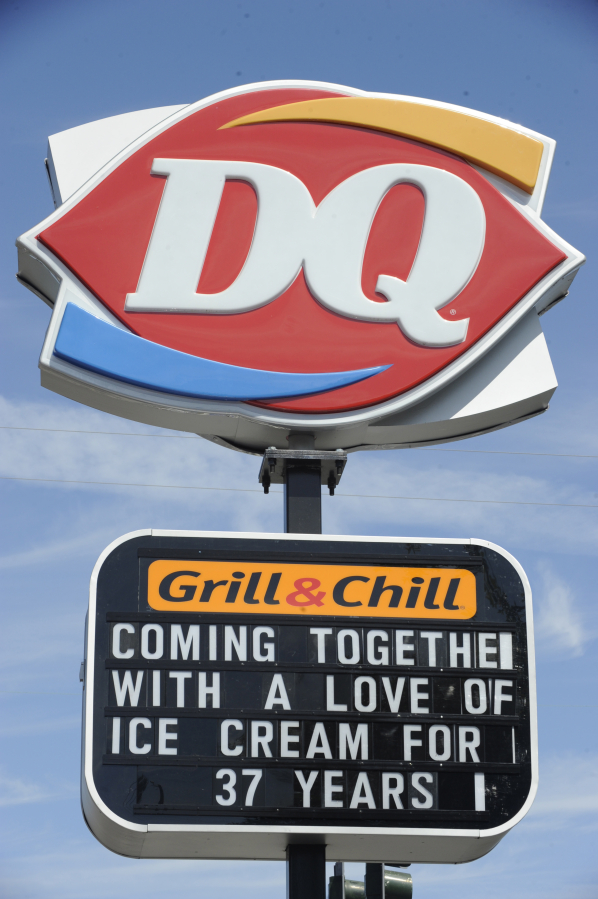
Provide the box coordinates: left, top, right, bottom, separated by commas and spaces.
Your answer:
1, 425, 595, 459
339, 492, 597, 509
1, 474, 595, 509
0, 691, 80, 696
422, 448, 598, 460
0, 425, 199, 438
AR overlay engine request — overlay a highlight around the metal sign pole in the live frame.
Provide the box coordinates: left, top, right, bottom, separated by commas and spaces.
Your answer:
281, 454, 413, 899
284, 437, 325, 896
284, 458, 322, 534
364, 864, 385, 899
287, 844, 327, 899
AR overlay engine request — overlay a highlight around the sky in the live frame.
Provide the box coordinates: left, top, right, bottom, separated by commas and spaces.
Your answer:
0, 0, 597, 897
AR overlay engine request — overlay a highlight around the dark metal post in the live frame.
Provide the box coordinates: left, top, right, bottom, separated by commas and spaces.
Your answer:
283, 433, 321, 536
259, 436, 347, 897
287, 844, 326, 899
284, 436, 324, 899
365, 864, 385, 899
284, 460, 322, 534
257, 440, 412, 899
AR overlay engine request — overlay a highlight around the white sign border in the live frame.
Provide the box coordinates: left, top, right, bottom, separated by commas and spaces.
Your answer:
82, 529, 538, 863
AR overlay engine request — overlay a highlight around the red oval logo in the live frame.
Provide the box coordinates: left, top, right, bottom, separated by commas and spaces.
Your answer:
37, 87, 567, 413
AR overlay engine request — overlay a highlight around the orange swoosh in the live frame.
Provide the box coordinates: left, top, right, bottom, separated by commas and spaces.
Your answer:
221, 97, 543, 194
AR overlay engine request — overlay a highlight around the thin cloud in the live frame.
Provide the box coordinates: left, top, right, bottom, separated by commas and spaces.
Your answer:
0, 527, 116, 570
3, 394, 598, 555
535, 563, 592, 657
530, 752, 598, 821
325, 452, 598, 556
0, 848, 284, 899
0, 769, 55, 808
0, 715, 80, 738
544, 197, 598, 222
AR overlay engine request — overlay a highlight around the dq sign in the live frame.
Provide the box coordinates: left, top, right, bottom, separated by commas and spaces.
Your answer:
17, 81, 584, 451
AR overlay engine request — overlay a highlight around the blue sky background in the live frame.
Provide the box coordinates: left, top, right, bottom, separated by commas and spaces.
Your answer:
1, 1, 597, 897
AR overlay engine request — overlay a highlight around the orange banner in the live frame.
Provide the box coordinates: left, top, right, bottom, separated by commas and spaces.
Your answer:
147, 560, 476, 619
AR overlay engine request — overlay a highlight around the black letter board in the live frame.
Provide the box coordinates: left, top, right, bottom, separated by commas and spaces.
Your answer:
82, 530, 537, 863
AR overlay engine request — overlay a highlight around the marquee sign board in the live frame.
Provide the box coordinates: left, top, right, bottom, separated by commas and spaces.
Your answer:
82, 530, 537, 863
17, 81, 584, 454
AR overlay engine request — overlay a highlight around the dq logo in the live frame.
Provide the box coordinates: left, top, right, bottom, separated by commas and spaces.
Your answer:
25, 83, 579, 415
126, 159, 484, 348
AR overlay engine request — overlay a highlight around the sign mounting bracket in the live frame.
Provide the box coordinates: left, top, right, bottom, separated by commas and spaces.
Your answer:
258, 435, 347, 534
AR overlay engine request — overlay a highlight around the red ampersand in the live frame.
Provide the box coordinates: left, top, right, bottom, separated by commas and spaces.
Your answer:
286, 578, 326, 607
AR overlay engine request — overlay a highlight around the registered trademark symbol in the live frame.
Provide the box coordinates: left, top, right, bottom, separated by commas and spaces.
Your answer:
450, 309, 457, 315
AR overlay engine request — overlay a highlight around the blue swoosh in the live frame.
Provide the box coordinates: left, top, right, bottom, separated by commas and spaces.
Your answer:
54, 303, 390, 401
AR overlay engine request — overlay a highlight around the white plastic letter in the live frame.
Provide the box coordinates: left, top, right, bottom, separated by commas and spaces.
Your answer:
382, 772, 404, 809
141, 624, 163, 660
354, 676, 377, 713
396, 631, 415, 666
410, 678, 430, 714
242, 769, 263, 806
170, 624, 199, 661
112, 670, 144, 707
459, 726, 481, 762
112, 623, 134, 659
306, 164, 485, 346
310, 627, 332, 663
111, 718, 121, 754
265, 674, 291, 710
403, 724, 422, 761
382, 676, 406, 713
158, 718, 178, 755
169, 671, 191, 707
350, 772, 376, 808
251, 721, 274, 758
224, 625, 247, 661
411, 772, 434, 808
295, 770, 318, 807
339, 723, 368, 760
324, 770, 344, 807
494, 679, 514, 715
420, 631, 443, 667
198, 672, 220, 708
253, 626, 275, 662
221, 719, 244, 756
306, 723, 332, 759
464, 678, 488, 715
215, 769, 236, 806
126, 160, 314, 314
449, 632, 471, 668
366, 630, 389, 665
337, 629, 360, 665
429, 724, 451, 761
478, 633, 498, 668
281, 721, 300, 758
326, 675, 348, 712
499, 633, 514, 669
129, 717, 151, 754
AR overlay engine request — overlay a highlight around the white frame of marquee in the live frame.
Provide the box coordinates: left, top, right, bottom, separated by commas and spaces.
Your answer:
82, 529, 538, 863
